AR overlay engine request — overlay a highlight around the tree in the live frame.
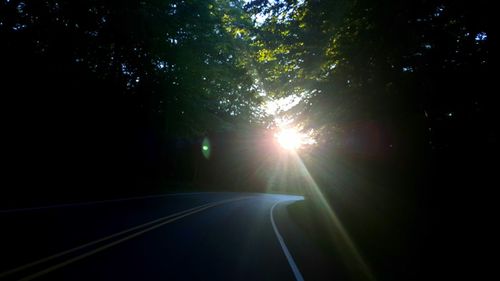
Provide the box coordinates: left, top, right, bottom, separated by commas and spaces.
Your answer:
243, 1, 491, 280
0, 0, 267, 199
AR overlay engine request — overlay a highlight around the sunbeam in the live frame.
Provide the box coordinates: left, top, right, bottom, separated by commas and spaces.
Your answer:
266, 149, 376, 281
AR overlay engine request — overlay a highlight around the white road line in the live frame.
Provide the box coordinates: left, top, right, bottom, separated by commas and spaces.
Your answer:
0, 197, 251, 279
270, 200, 305, 281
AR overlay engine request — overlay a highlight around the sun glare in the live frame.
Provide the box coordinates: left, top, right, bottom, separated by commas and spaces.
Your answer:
275, 128, 314, 150
276, 129, 301, 150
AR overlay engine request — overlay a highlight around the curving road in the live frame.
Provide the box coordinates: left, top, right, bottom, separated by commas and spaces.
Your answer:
0, 192, 345, 281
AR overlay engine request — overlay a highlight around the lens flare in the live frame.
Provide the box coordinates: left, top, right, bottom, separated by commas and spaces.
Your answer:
201, 137, 211, 159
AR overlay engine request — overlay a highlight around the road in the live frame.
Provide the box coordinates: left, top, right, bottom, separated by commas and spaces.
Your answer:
0, 192, 347, 280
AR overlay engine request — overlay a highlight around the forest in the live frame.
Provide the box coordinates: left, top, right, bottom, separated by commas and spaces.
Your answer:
1, 0, 493, 280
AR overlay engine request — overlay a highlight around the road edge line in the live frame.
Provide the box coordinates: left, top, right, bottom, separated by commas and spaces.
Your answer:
270, 200, 305, 281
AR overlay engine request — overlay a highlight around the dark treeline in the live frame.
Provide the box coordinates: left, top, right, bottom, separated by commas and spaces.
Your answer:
1, 0, 266, 204
243, 1, 494, 279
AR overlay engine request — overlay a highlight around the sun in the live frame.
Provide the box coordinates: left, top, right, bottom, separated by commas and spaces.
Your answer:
275, 128, 313, 150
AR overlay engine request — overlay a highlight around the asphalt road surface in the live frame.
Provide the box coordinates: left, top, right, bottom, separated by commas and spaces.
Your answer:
0, 192, 348, 281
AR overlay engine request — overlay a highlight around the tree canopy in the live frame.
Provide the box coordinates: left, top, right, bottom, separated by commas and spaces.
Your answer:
2, 0, 490, 141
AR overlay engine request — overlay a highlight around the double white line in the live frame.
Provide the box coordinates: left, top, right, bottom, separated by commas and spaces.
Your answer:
0, 197, 250, 280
